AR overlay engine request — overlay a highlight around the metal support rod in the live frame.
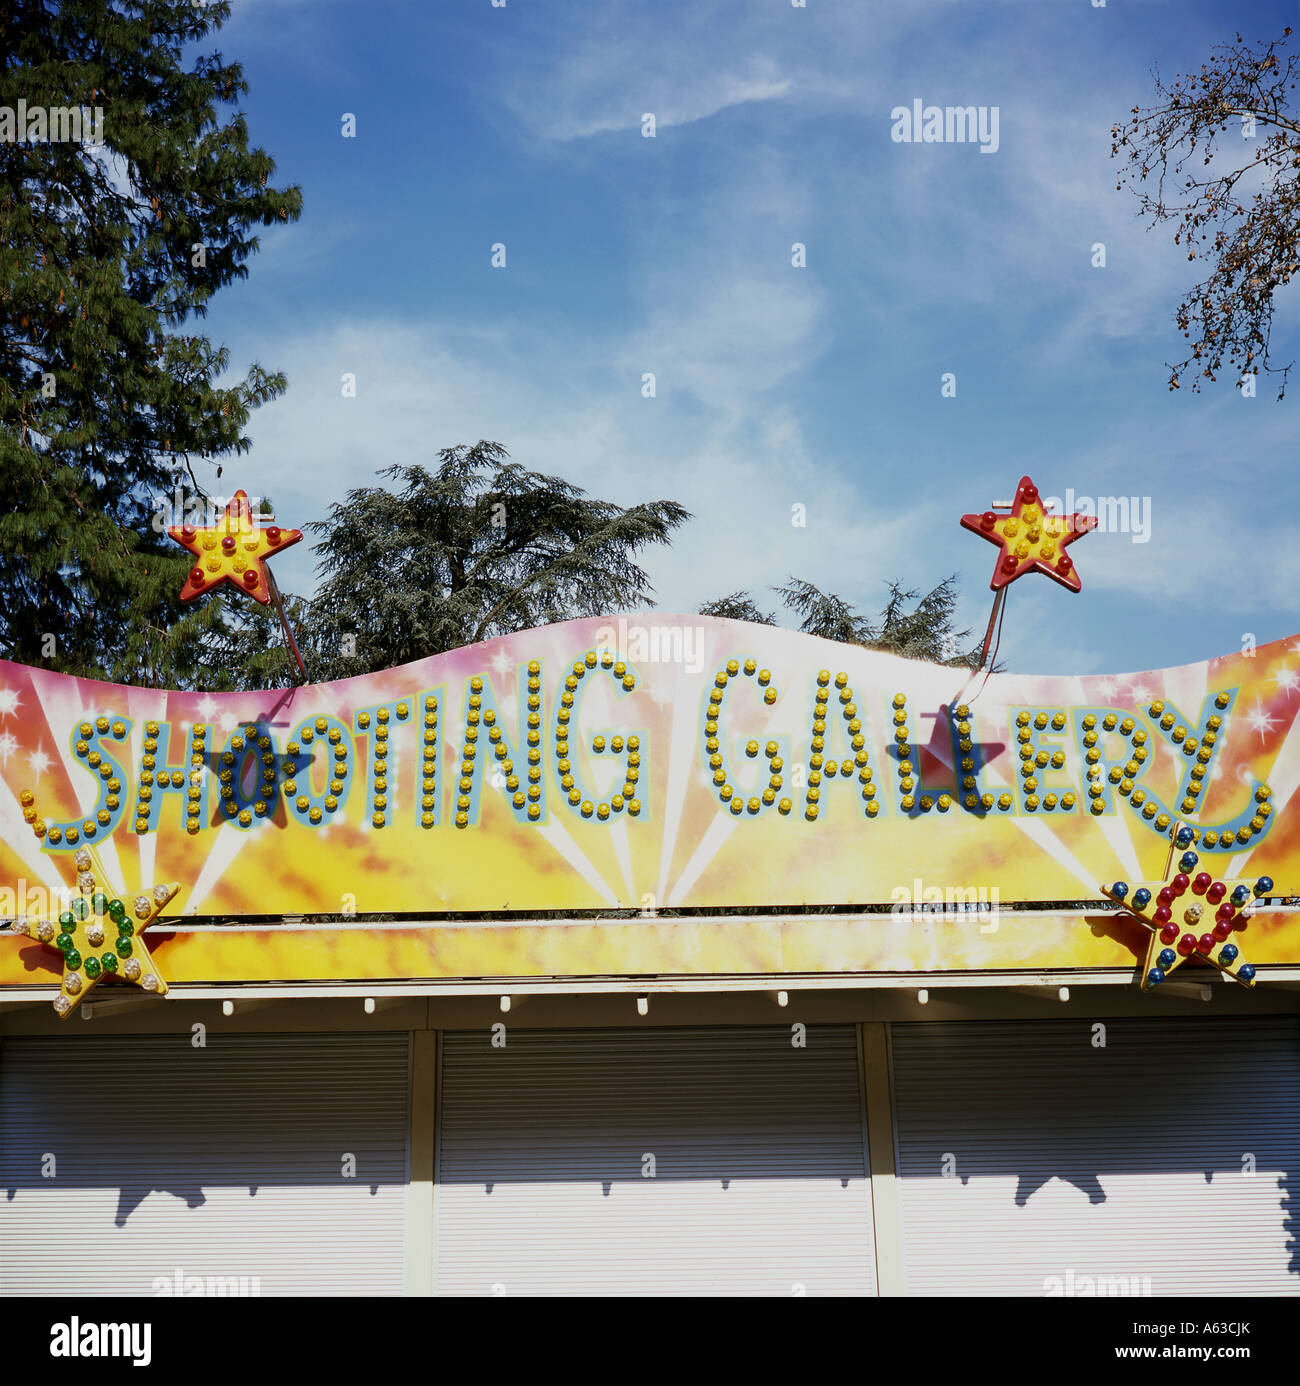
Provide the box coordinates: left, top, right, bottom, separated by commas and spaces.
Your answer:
1163, 819, 1192, 877
266, 568, 309, 685
977, 586, 1006, 671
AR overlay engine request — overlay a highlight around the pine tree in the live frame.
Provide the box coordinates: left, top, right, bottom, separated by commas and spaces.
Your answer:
700, 574, 984, 667
871, 576, 978, 664
775, 576, 878, 647
0, 0, 302, 683
697, 591, 777, 625
303, 442, 690, 680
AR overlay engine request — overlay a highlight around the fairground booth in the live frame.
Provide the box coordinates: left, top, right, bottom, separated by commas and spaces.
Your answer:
1, 483, 1297, 1296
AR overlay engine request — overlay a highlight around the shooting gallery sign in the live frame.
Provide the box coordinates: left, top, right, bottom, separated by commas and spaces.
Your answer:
0, 616, 1296, 923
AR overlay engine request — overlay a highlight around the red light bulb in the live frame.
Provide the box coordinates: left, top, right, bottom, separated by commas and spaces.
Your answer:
1159, 922, 1179, 945
1177, 933, 1197, 956
1192, 872, 1211, 894
1171, 873, 1189, 894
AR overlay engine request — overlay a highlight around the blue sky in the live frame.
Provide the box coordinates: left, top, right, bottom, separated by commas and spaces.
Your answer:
202, 0, 1298, 676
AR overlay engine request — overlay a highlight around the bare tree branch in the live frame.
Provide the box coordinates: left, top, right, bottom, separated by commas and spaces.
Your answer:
1111, 27, 1299, 399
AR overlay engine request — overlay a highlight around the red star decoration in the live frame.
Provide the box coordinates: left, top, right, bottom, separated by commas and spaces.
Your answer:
960, 474, 1097, 592
1098, 837, 1269, 992
167, 491, 302, 606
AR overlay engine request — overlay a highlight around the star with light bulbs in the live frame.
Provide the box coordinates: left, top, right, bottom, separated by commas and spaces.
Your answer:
167, 490, 302, 606
960, 474, 1097, 592
1099, 827, 1273, 991
8, 801, 178, 1018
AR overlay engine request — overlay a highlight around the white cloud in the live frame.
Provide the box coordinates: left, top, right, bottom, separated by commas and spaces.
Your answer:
519, 55, 793, 141
201, 0, 1296, 680
229, 301, 933, 631
622, 272, 828, 410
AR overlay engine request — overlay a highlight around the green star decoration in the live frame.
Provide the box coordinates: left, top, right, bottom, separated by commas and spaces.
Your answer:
7, 847, 179, 1019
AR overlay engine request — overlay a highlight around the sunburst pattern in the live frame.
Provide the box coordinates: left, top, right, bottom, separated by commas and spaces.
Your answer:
0, 620, 1293, 952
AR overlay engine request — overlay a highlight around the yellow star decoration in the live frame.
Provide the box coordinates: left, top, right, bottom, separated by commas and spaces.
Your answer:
1099, 841, 1271, 991
167, 489, 302, 606
8, 839, 178, 1019
959, 474, 1097, 592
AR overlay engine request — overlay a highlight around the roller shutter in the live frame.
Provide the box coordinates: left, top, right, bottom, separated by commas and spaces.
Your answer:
435, 1024, 875, 1295
0, 1032, 410, 1296
890, 1016, 1300, 1295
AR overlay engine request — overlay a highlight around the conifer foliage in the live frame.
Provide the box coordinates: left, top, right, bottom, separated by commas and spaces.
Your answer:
700, 575, 984, 667
0, 0, 302, 682
304, 442, 690, 681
